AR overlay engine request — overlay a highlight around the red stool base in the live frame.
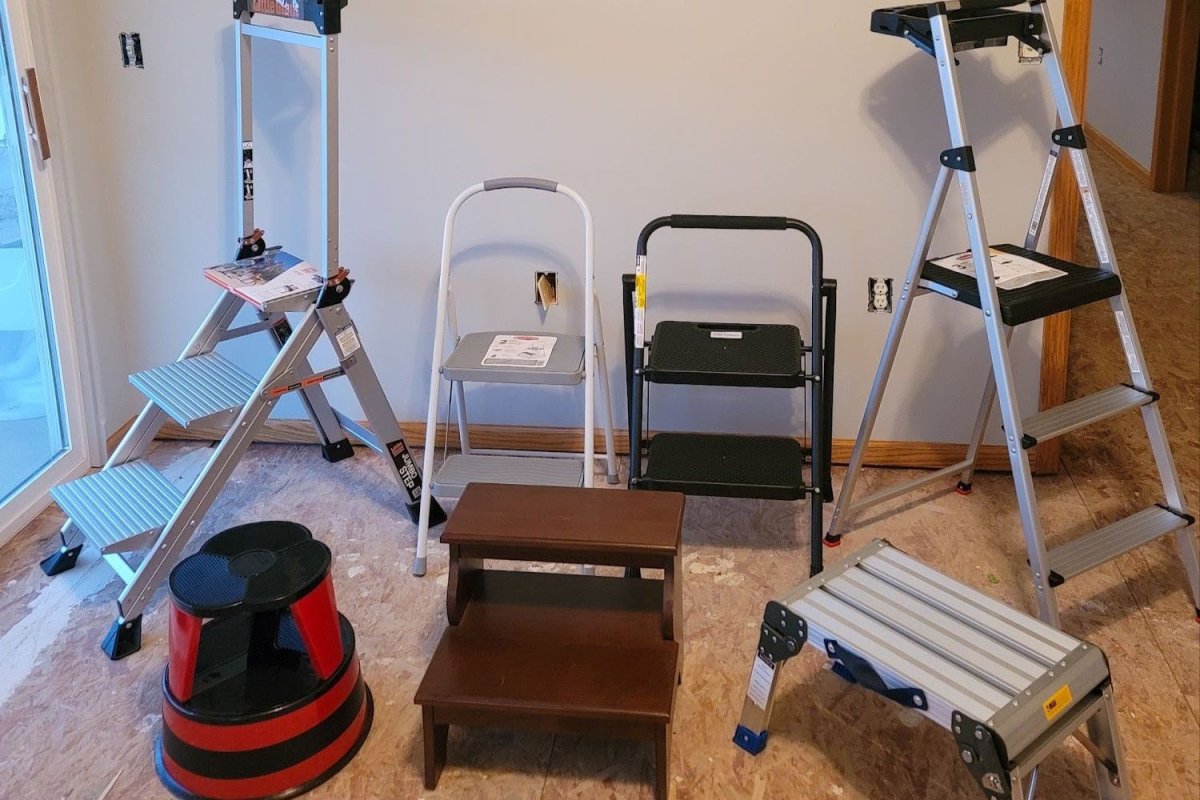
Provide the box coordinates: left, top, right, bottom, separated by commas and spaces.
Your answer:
156, 614, 372, 800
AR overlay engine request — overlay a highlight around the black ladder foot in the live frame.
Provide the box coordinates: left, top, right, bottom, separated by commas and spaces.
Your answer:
406, 498, 448, 528
823, 535, 842, 549
955, 481, 973, 496
40, 544, 82, 576
102, 616, 142, 661
321, 439, 355, 463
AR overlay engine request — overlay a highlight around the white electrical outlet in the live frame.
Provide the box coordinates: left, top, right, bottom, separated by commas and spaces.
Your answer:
868, 278, 893, 314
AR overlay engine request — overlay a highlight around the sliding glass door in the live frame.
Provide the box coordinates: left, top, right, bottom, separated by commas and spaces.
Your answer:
0, 0, 95, 544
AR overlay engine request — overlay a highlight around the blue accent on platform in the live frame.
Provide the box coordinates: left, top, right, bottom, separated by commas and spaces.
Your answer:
733, 725, 768, 755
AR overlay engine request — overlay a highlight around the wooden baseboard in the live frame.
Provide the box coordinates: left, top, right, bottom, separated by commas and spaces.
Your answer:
157, 419, 1014, 472
1084, 123, 1152, 186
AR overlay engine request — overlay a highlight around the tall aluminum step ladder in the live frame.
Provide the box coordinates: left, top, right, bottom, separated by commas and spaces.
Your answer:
39, 0, 445, 660
828, 1, 1199, 629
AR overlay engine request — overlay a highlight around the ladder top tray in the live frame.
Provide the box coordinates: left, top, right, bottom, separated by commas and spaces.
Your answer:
871, 4, 1044, 54
416, 570, 679, 724
640, 432, 808, 501
776, 539, 1111, 758
646, 321, 805, 388
443, 332, 585, 386
921, 244, 1123, 326
444, 484, 685, 561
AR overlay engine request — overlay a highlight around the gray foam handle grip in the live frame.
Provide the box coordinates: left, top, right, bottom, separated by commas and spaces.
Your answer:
483, 177, 559, 193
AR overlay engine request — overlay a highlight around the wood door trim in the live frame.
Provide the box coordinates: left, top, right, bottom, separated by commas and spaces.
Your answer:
1151, 0, 1200, 193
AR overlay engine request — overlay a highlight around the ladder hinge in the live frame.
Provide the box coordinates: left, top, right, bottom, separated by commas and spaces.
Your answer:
940, 146, 976, 172
953, 712, 1013, 800
1053, 125, 1087, 150
758, 601, 807, 664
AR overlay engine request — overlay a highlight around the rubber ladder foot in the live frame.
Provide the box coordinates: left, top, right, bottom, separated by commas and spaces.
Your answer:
412, 557, 428, 578
955, 481, 973, 496
40, 544, 82, 577
823, 535, 842, 549
732, 725, 768, 755
406, 499, 447, 528
321, 439, 355, 464
102, 616, 143, 661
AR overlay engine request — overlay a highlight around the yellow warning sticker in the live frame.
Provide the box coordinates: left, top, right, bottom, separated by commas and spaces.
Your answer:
1042, 684, 1072, 721
635, 274, 646, 308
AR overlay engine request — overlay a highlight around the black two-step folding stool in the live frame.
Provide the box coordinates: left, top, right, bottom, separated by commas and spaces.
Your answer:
829, 1, 1199, 628
41, 0, 444, 659
623, 216, 836, 576
734, 539, 1131, 800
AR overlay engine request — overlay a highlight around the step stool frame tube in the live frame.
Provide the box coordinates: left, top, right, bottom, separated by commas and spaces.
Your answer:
416, 179, 616, 576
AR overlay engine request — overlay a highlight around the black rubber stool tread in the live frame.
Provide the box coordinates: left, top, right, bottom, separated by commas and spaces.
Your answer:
646, 321, 805, 388
921, 244, 1123, 326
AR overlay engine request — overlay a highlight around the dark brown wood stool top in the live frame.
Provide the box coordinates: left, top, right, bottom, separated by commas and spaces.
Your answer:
416, 484, 686, 799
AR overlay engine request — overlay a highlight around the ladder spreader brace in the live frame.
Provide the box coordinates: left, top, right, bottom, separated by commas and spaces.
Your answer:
827, 0, 1200, 629
40, 1, 444, 660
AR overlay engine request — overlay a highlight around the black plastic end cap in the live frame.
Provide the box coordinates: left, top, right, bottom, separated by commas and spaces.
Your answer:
406, 498, 447, 527
1048, 571, 1065, 588
1021, 433, 1038, 450
102, 616, 143, 661
1053, 125, 1087, 149
955, 481, 973, 496
823, 534, 842, 548
941, 146, 976, 172
40, 544, 82, 576
321, 439, 355, 464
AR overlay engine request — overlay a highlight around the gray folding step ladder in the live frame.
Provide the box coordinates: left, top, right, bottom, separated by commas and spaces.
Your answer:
414, 178, 619, 577
735, 539, 1132, 800
40, 0, 444, 660
828, 0, 1199, 629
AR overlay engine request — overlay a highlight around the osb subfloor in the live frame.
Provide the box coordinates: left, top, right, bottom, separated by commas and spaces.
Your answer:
1, 148, 1197, 799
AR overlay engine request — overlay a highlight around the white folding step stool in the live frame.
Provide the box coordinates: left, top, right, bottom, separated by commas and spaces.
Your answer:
414, 178, 619, 576
735, 539, 1131, 800
827, 0, 1199, 628
40, 1, 444, 659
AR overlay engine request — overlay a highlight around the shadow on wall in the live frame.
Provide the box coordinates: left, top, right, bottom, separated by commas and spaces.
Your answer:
863, 49, 1049, 185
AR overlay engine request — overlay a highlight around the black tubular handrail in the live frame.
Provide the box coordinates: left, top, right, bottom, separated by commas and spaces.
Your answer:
629, 214, 830, 577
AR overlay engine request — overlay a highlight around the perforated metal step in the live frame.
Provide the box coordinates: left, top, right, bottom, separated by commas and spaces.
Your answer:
130, 353, 259, 427
1048, 506, 1193, 584
432, 454, 585, 498
646, 321, 805, 388
640, 433, 807, 500
442, 332, 585, 386
1021, 384, 1155, 449
51, 461, 183, 555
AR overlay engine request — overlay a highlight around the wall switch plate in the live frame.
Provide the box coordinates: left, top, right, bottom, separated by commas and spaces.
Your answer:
119, 33, 144, 69
868, 277, 893, 313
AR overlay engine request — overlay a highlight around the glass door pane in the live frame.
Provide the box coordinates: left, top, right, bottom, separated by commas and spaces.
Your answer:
0, 20, 67, 503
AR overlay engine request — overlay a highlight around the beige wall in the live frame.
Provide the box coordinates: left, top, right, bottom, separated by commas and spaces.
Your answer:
34, 0, 1061, 445
1088, 0, 1166, 170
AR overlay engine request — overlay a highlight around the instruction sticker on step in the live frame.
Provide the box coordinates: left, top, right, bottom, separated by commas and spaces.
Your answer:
482, 335, 557, 369
932, 248, 1067, 291
747, 655, 776, 710
335, 323, 362, 360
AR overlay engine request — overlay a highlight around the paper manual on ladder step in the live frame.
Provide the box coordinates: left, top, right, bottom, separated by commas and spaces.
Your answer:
932, 248, 1067, 291
483, 335, 557, 369
203, 248, 324, 309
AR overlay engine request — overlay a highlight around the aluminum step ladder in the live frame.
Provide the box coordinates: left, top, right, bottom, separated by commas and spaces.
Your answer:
414, 178, 620, 577
827, 1, 1199, 628
622, 215, 837, 577
734, 539, 1132, 800
39, 1, 444, 660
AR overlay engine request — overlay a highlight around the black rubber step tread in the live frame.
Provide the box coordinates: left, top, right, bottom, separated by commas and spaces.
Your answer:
645, 321, 805, 388
871, 5, 1042, 52
921, 244, 1123, 326
641, 432, 807, 501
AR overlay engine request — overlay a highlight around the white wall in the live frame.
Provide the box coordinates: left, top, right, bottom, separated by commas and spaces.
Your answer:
36, 0, 1060, 446
1088, 0, 1166, 169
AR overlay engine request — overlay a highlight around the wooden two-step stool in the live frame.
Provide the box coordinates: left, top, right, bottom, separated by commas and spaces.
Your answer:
415, 484, 686, 798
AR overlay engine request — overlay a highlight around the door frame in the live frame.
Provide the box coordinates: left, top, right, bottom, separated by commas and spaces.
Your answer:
1150, 0, 1200, 192
0, 0, 100, 546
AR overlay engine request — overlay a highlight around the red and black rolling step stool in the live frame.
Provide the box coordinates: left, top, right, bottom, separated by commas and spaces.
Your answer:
156, 521, 373, 800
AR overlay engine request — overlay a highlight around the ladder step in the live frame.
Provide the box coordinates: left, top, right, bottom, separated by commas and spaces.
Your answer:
645, 321, 806, 388
442, 332, 586, 386
432, 454, 585, 498
1048, 506, 1193, 584
1021, 384, 1156, 449
51, 461, 183, 556
641, 432, 807, 501
130, 353, 260, 427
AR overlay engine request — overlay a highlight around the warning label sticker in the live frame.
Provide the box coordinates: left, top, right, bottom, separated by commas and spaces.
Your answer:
335, 324, 362, 360
747, 655, 776, 710
1042, 684, 1073, 721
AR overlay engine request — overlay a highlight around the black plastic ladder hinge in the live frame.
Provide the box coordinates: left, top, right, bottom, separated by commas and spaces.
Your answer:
953, 711, 1014, 799
941, 146, 977, 172
1053, 125, 1087, 150
757, 601, 807, 664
